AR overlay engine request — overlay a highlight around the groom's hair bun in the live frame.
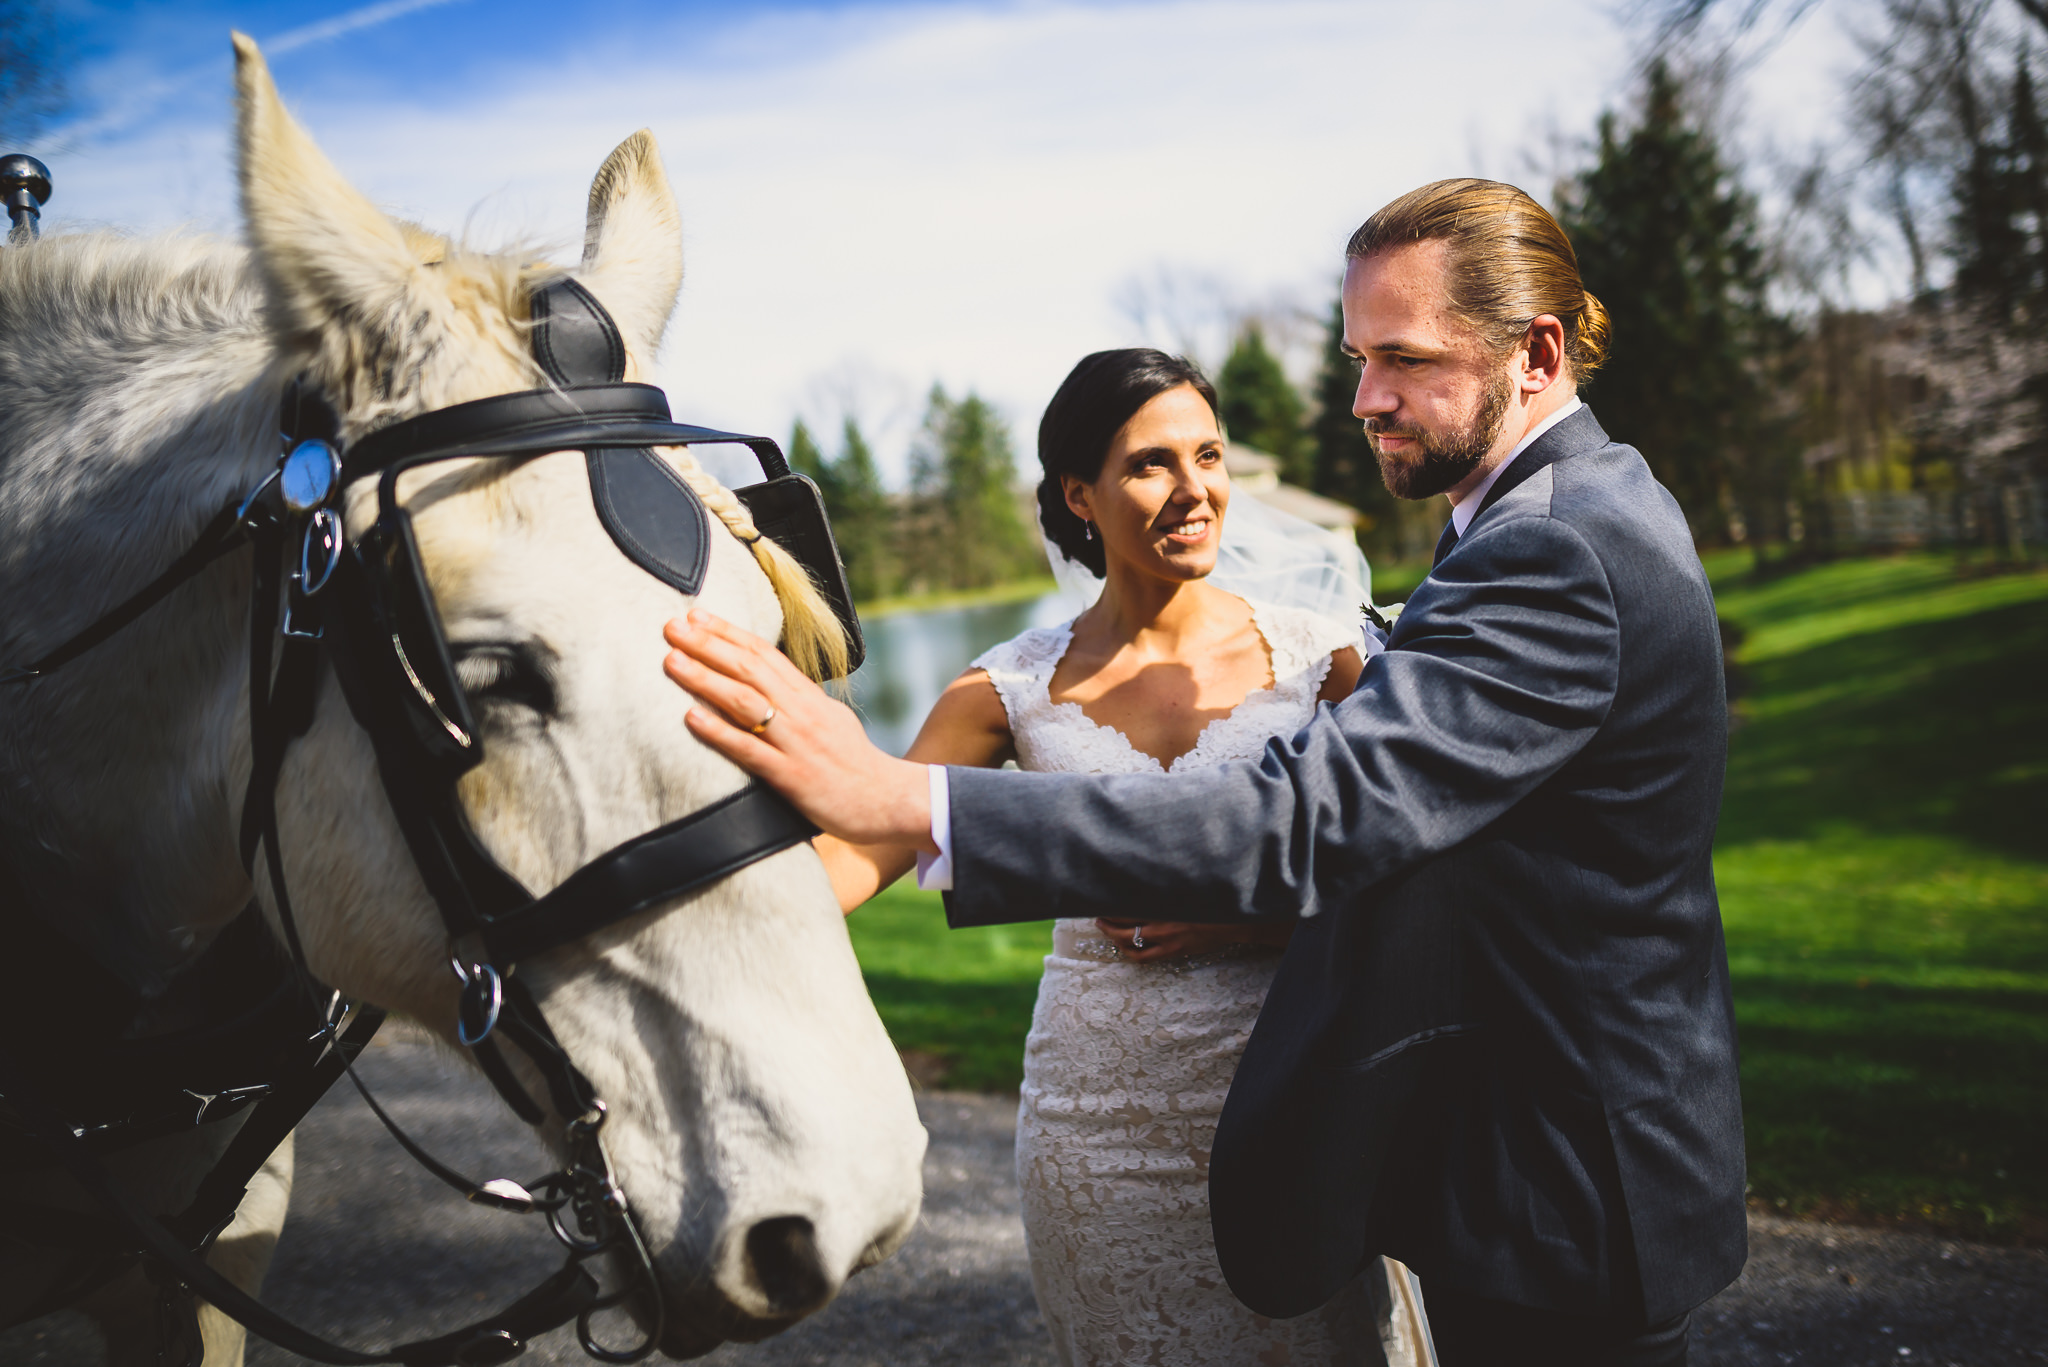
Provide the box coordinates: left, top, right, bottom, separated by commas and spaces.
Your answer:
1037, 349, 1219, 578
1348, 179, 1610, 381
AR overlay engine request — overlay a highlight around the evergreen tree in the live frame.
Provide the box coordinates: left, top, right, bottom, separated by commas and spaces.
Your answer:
1308, 298, 1425, 564
2009, 58, 2048, 472
1953, 57, 2048, 329
788, 418, 898, 601
1558, 59, 1789, 545
788, 419, 829, 484
1218, 325, 1311, 484
2013, 58, 2048, 331
909, 385, 1038, 591
831, 417, 895, 602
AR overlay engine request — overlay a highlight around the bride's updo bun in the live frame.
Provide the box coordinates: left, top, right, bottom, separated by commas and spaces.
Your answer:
1037, 349, 1219, 578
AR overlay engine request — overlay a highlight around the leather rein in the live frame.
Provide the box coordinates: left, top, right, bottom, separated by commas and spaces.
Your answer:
0, 279, 858, 1366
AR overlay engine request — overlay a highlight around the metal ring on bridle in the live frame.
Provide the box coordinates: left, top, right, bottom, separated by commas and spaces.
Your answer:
450, 954, 505, 1048
749, 704, 775, 735
298, 507, 342, 596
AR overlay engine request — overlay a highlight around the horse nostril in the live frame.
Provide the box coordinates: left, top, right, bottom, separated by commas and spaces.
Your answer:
742, 1215, 831, 1317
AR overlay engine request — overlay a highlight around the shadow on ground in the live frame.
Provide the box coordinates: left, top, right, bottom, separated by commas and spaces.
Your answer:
5, 1030, 2042, 1365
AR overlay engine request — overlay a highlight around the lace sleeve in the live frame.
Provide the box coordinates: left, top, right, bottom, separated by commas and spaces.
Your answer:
971, 622, 1074, 736
1248, 601, 1363, 693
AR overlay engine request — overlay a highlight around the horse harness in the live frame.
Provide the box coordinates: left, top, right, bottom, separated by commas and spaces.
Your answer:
0, 277, 866, 1365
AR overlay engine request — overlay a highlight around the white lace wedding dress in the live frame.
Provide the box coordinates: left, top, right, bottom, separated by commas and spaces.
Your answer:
974, 600, 1427, 1367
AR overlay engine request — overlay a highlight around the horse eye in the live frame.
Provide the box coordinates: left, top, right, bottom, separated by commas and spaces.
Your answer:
454, 643, 557, 717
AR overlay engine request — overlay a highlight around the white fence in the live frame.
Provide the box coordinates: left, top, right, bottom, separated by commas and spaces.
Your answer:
1823, 481, 2047, 556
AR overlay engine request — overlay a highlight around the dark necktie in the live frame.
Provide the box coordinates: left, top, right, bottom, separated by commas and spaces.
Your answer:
1432, 520, 1460, 568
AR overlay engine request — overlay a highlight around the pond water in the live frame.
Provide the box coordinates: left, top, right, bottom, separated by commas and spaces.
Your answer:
847, 588, 1089, 755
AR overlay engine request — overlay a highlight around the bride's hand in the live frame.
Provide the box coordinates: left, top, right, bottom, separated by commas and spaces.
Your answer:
1095, 918, 1294, 964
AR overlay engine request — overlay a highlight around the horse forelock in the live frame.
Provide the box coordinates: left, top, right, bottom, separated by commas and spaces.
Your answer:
292, 247, 553, 445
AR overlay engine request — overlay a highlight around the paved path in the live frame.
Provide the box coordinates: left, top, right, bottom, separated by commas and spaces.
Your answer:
6, 1029, 2043, 1364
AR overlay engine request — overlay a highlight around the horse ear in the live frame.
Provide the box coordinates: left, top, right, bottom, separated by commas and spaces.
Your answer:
232, 32, 431, 347
578, 131, 683, 358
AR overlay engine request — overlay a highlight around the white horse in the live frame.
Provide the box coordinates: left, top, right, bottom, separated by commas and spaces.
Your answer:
0, 34, 925, 1364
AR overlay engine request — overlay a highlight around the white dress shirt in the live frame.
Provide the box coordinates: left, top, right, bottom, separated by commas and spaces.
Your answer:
914, 763, 954, 890
917, 395, 1585, 891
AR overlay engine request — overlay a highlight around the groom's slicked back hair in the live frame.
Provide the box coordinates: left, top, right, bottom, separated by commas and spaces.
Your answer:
1348, 179, 1610, 379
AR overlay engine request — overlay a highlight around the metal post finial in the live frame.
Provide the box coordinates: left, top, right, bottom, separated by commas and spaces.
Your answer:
3, 154, 53, 246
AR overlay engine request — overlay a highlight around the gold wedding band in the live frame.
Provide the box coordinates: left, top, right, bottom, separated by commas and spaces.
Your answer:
749, 704, 776, 735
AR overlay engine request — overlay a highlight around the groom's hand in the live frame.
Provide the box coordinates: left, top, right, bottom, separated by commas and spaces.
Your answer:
663, 610, 936, 853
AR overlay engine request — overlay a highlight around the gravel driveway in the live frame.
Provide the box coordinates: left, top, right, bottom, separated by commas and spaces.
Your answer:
6, 1028, 2043, 1365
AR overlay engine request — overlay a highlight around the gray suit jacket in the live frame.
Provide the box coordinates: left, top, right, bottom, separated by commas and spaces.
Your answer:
943, 407, 1745, 1323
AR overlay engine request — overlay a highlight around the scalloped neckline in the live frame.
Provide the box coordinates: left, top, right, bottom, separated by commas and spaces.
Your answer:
1038, 604, 1287, 774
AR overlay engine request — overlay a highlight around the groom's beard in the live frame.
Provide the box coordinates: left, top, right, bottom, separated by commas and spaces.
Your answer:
1368, 373, 1513, 501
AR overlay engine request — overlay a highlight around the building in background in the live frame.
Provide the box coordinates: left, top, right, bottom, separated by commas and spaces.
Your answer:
1225, 443, 1364, 562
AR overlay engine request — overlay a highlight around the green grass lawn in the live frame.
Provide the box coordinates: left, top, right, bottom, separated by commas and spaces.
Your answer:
1708, 552, 2048, 1242
845, 880, 1051, 1092
847, 551, 2048, 1242
1372, 560, 1432, 604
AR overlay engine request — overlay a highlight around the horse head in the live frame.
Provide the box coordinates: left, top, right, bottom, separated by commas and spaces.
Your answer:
231, 35, 924, 1354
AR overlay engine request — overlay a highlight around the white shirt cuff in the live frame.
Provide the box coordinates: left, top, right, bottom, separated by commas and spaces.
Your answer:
913, 764, 954, 892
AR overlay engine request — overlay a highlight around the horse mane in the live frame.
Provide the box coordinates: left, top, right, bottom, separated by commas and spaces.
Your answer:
663, 450, 851, 684
0, 232, 273, 501
0, 230, 250, 343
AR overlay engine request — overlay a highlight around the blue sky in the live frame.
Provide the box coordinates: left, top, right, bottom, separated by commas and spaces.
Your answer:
28, 1, 1862, 484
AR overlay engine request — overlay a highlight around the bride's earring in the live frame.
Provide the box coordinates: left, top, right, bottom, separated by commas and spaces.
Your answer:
1084, 520, 1094, 541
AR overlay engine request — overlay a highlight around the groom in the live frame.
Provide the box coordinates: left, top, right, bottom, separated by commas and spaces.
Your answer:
666, 179, 1745, 1366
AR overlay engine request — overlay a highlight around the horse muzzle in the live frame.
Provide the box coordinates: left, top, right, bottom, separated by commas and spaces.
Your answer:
644, 1200, 919, 1358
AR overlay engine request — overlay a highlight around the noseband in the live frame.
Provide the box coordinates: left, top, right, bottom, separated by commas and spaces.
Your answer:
1, 278, 866, 1365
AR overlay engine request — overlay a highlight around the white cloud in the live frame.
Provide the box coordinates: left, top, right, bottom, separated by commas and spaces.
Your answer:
40, 0, 1858, 484
265, 0, 474, 55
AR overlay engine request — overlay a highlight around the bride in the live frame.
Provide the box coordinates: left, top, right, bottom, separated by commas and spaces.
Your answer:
754, 348, 1424, 1365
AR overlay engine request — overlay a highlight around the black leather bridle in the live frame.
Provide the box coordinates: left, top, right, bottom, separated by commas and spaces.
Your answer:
1, 277, 865, 1366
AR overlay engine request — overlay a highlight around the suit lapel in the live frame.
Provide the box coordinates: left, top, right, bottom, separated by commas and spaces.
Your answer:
1398, 407, 1612, 633
1468, 404, 1610, 528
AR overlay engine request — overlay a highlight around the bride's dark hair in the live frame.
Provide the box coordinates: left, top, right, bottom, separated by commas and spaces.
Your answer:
1036, 349, 1220, 578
